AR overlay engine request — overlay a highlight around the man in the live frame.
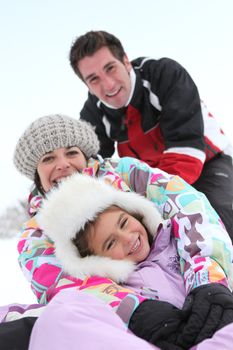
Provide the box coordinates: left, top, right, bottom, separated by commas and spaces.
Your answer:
69, 30, 233, 239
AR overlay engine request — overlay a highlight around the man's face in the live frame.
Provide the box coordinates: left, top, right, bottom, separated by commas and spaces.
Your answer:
78, 46, 132, 108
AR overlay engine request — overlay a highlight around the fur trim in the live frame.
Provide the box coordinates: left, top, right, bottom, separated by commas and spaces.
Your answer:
37, 173, 163, 282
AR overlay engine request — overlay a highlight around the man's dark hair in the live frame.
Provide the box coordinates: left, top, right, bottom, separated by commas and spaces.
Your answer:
69, 30, 126, 80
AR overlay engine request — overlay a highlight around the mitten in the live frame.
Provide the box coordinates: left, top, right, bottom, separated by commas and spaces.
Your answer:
129, 299, 186, 350
0, 317, 37, 350
176, 283, 233, 348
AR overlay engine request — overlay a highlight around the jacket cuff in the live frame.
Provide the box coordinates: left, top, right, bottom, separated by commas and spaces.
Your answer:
115, 294, 146, 327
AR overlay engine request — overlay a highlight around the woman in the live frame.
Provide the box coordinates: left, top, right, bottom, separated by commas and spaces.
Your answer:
6, 113, 233, 349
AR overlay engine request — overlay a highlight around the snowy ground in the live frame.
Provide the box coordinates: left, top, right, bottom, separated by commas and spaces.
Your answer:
0, 238, 37, 306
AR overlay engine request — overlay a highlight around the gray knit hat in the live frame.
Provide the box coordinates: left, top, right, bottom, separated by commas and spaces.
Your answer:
13, 114, 100, 180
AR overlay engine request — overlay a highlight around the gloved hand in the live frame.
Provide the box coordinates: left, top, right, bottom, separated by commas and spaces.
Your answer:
129, 299, 186, 350
129, 284, 233, 350
0, 317, 37, 350
176, 283, 233, 348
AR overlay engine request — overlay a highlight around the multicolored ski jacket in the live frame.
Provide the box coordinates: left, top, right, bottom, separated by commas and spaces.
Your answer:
80, 57, 232, 184
17, 157, 232, 324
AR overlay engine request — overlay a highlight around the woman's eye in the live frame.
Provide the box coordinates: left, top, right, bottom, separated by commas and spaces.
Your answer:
67, 150, 78, 156
41, 156, 53, 163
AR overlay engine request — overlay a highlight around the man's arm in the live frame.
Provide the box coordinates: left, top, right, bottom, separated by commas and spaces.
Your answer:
80, 93, 115, 157
136, 57, 206, 184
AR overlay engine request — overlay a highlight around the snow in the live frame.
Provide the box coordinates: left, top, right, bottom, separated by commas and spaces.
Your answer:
0, 238, 36, 306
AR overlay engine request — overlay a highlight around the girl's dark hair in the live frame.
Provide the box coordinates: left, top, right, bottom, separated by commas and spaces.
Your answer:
72, 221, 94, 257
72, 208, 153, 258
69, 30, 126, 80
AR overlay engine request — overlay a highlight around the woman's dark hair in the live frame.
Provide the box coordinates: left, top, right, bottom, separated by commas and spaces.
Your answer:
34, 170, 46, 196
72, 208, 153, 258
69, 30, 126, 80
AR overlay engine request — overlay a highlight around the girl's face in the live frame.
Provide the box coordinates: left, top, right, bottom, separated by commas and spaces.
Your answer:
88, 206, 151, 263
37, 147, 87, 193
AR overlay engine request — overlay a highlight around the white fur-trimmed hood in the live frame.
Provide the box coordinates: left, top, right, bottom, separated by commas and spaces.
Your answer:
37, 173, 163, 283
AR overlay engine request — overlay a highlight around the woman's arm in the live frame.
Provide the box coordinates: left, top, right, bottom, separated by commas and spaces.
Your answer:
17, 215, 146, 325
104, 156, 233, 293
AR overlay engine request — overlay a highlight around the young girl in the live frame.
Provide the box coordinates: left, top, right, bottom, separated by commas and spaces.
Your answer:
38, 173, 233, 349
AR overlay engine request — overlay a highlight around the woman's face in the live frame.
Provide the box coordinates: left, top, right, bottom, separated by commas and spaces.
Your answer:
37, 147, 87, 192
